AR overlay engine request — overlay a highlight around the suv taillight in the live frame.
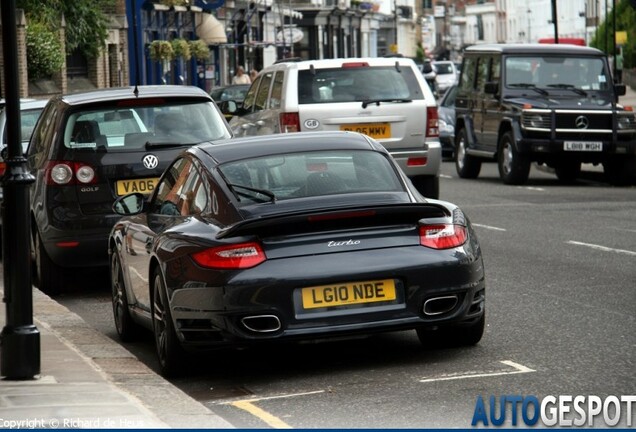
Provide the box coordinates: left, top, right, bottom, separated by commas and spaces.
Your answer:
426, 107, 439, 138
0, 162, 6, 177
280, 112, 300, 133
45, 161, 97, 185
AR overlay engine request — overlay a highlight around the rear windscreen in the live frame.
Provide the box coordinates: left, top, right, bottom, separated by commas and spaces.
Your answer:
298, 65, 424, 104
63, 101, 231, 151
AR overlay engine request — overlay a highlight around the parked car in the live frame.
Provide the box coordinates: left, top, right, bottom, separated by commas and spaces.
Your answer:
108, 131, 486, 377
455, 43, 636, 185
438, 84, 457, 159
432, 60, 458, 94
210, 84, 250, 103
210, 84, 249, 121
420, 59, 438, 97
220, 57, 442, 199
26, 85, 232, 294
0, 98, 48, 244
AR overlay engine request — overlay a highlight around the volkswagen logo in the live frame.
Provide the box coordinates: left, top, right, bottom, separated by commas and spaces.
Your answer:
142, 154, 158, 169
575, 116, 589, 129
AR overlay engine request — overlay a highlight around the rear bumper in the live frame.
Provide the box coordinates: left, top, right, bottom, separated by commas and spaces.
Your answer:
38, 216, 120, 268
163, 241, 485, 348
390, 140, 442, 177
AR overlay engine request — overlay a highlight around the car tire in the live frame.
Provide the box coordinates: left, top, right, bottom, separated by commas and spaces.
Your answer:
152, 267, 185, 378
455, 128, 481, 179
33, 232, 62, 295
411, 175, 439, 199
498, 131, 530, 185
603, 157, 635, 186
416, 313, 485, 348
111, 250, 142, 342
554, 161, 581, 184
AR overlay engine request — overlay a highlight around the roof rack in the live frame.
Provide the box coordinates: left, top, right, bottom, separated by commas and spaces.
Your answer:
274, 57, 304, 64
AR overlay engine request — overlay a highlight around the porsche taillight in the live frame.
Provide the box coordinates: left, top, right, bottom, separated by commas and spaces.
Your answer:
279, 112, 300, 133
191, 242, 266, 269
419, 224, 467, 249
426, 107, 439, 138
45, 161, 97, 185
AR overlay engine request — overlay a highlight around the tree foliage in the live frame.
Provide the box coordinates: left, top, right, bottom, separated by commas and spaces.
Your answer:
590, 0, 636, 68
25, 21, 65, 79
17, 0, 115, 59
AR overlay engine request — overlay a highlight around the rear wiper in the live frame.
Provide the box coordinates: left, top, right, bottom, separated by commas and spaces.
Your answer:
547, 83, 587, 96
145, 141, 189, 149
507, 83, 549, 95
361, 98, 412, 109
228, 183, 276, 203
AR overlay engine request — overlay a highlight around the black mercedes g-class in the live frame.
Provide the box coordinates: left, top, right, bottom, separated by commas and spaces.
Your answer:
454, 43, 636, 185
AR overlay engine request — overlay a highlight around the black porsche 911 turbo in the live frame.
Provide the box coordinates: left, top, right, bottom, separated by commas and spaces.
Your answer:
109, 131, 486, 377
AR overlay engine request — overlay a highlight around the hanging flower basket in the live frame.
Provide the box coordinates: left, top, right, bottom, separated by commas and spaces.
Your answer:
171, 38, 192, 61
189, 39, 210, 62
149, 40, 175, 62
159, 0, 190, 7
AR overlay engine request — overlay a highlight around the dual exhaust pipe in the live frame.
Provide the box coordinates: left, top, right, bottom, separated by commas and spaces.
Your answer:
240, 296, 459, 332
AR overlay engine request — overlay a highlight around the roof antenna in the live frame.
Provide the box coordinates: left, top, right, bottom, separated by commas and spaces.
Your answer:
394, 61, 401, 73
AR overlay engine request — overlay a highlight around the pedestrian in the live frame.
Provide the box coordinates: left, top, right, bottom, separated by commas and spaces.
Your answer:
250, 68, 258, 82
232, 66, 251, 85
615, 48, 624, 83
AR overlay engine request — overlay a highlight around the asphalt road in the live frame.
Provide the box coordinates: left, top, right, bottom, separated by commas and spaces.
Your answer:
50, 160, 636, 428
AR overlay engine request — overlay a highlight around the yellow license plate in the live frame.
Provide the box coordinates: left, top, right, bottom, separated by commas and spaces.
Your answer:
340, 123, 391, 139
301, 279, 396, 309
115, 177, 160, 196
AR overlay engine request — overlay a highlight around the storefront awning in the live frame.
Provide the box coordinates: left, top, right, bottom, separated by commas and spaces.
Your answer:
196, 13, 227, 44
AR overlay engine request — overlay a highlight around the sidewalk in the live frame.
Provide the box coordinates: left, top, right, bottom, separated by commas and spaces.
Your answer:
619, 82, 636, 106
0, 287, 234, 429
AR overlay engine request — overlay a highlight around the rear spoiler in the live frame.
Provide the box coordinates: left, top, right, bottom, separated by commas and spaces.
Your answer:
216, 203, 453, 240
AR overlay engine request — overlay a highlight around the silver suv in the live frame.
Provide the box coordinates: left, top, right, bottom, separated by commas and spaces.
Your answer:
222, 57, 442, 198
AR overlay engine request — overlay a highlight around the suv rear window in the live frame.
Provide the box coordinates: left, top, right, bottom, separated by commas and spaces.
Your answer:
298, 65, 424, 104
64, 101, 228, 151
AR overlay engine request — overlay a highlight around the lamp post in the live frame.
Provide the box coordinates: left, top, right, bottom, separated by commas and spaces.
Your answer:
1, 0, 40, 380
393, 0, 398, 53
527, 8, 531, 43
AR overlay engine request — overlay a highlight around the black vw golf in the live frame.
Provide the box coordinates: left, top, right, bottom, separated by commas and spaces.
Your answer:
109, 131, 486, 377
27, 86, 232, 294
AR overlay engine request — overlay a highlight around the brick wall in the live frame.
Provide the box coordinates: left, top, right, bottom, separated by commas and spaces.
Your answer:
2, 1, 129, 98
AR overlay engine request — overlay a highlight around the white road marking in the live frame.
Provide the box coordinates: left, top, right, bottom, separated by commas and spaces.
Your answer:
222, 390, 325, 429
567, 240, 636, 256
419, 360, 535, 383
522, 186, 545, 191
472, 223, 507, 232
440, 174, 453, 179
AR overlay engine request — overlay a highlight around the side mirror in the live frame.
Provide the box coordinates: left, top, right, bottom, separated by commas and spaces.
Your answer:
113, 192, 145, 215
484, 81, 499, 96
614, 83, 626, 97
218, 100, 238, 115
